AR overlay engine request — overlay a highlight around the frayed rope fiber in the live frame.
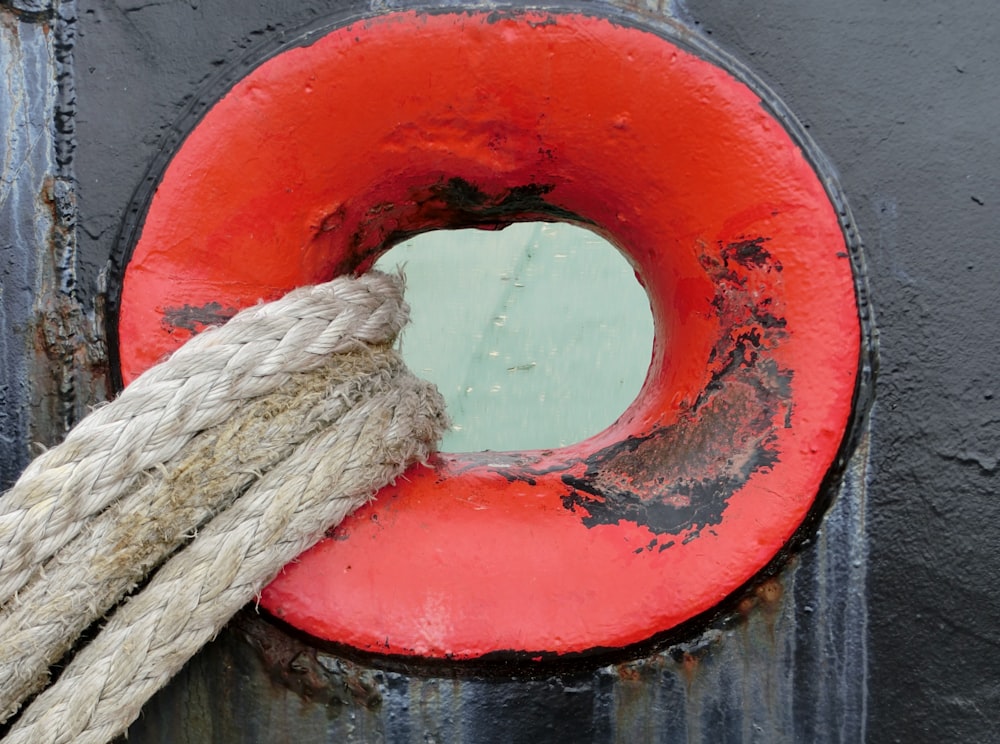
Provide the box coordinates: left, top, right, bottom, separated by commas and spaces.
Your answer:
0, 271, 448, 743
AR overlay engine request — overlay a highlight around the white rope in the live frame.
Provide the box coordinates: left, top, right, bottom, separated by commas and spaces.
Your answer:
0, 271, 408, 606
0, 272, 448, 742
0, 349, 408, 722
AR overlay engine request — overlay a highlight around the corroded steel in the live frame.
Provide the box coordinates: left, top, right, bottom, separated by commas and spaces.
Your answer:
7, 0, 991, 739
0, 2, 107, 491
126, 436, 868, 742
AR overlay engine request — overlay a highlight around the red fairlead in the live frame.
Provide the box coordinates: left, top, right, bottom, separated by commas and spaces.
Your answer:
116, 8, 864, 659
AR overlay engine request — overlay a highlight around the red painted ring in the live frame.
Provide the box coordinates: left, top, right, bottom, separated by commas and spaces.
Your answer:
117, 8, 862, 660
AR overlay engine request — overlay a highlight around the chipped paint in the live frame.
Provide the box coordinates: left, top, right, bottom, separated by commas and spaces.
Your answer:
115, 7, 863, 658
561, 237, 791, 540
160, 301, 238, 335
0, 10, 47, 485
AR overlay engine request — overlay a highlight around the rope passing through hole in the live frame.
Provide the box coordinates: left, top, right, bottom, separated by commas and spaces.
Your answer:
0, 271, 448, 744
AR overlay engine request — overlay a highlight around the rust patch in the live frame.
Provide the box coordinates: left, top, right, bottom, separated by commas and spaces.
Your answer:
664, 629, 724, 688
560, 236, 791, 542
233, 610, 382, 711
160, 301, 238, 334
32, 176, 111, 444
0, 2, 54, 26
754, 577, 784, 606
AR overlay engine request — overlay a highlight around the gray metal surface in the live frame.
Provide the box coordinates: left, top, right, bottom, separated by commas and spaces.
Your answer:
1, 2, 872, 741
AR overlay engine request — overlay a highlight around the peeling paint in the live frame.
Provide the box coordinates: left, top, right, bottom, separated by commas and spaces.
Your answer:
1, 11, 52, 485
341, 177, 590, 276
0, 1, 54, 25
161, 301, 238, 334
561, 237, 790, 540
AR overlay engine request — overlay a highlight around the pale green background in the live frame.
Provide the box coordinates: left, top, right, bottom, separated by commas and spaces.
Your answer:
375, 223, 655, 452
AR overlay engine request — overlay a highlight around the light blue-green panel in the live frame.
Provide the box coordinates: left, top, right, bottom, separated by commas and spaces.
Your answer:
375, 223, 654, 452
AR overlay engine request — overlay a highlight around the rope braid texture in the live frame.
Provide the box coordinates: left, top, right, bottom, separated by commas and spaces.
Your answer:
0, 272, 448, 743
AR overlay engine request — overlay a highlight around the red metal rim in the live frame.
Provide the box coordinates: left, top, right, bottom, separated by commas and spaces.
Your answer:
117, 9, 861, 659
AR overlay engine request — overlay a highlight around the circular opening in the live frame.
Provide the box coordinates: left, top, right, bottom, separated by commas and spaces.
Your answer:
118, 8, 863, 659
374, 222, 654, 452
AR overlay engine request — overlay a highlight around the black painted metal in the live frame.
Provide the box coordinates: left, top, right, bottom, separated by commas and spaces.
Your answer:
2, 0, 998, 741
679, 3, 1000, 741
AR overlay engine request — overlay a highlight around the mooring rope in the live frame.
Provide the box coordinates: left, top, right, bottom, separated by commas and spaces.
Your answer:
0, 272, 447, 743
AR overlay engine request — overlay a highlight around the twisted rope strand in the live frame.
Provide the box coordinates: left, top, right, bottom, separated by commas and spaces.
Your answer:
5, 373, 446, 744
0, 349, 408, 723
0, 272, 407, 606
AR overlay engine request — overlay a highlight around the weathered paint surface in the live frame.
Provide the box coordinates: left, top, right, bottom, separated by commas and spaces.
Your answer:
6, 0, 998, 741
115, 8, 863, 659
